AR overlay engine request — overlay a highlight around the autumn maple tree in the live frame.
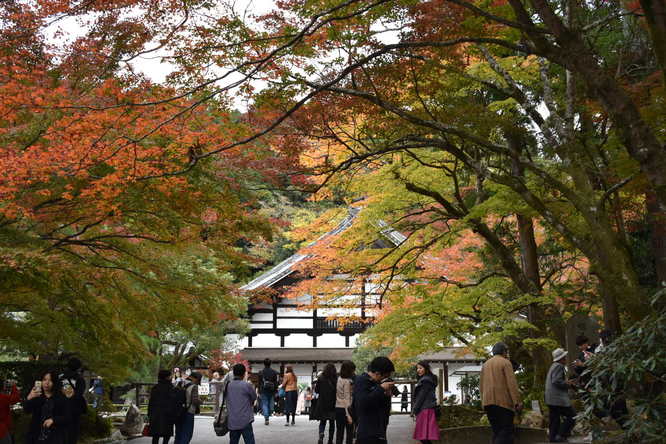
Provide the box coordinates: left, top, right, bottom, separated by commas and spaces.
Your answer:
0, 0, 298, 378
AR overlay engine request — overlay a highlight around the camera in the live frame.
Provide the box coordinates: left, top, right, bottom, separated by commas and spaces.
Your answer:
380, 378, 401, 397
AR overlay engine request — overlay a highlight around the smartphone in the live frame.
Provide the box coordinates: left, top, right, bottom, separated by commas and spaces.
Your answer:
34, 380, 42, 392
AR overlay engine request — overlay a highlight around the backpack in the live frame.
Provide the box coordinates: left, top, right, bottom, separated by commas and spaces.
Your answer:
261, 369, 276, 392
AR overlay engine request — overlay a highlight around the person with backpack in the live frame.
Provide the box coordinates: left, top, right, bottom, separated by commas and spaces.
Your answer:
58, 358, 87, 444
258, 359, 278, 425
174, 372, 201, 444
148, 370, 179, 444
226, 364, 257, 444
313, 364, 337, 444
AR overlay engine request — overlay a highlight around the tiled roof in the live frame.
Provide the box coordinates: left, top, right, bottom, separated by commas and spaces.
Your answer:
241, 207, 405, 291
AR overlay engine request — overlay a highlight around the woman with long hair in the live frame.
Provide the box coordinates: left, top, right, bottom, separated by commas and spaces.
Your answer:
281, 365, 298, 426
314, 364, 337, 444
23, 371, 71, 444
335, 361, 356, 444
412, 361, 440, 444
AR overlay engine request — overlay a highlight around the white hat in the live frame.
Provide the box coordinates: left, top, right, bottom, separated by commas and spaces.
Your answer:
552, 348, 568, 362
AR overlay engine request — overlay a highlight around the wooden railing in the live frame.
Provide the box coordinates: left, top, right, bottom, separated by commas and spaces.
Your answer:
313, 317, 374, 331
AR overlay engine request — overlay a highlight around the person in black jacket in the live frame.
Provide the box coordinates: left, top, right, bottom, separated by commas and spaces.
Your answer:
411, 361, 440, 444
148, 370, 179, 444
313, 364, 337, 444
258, 359, 278, 425
58, 358, 87, 444
23, 371, 71, 444
353, 357, 395, 444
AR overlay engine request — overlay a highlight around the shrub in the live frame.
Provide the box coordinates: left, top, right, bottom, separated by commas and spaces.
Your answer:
11, 409, 112, 444
438, 405, 485, 428
582, 292, 666, 443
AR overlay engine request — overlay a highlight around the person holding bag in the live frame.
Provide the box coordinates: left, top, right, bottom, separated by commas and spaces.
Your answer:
226, 364, 257, 444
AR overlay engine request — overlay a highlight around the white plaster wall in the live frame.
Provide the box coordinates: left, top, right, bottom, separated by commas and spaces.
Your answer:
277, 308, 312, 317
252, 312, 273, 321
284, 334, 312, 348
250, 323, 272, 329
277, 307, 313, 316
276, 318, 312, 329
251, 334, 281, 348
317, 334, 346, 348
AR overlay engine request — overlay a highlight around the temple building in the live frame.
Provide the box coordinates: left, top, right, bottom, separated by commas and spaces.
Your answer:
227, 207, 481, 401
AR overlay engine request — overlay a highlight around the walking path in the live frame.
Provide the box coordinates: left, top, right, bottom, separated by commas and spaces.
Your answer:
134, 414, 419, 444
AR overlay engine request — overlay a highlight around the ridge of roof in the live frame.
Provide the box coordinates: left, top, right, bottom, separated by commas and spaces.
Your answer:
241, 207, 405, 291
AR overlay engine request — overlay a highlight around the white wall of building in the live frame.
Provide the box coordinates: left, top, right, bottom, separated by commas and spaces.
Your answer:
252, 334, 281, 348
284, 333, 311, 348
317, 334, 346, 348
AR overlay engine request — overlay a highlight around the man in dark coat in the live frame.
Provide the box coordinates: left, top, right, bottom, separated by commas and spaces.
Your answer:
148, 370, 179, 444
353, 357, 396, 444
59, 358, 87, 444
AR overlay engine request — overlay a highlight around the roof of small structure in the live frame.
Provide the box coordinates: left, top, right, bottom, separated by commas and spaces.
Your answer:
241, 348, 354, 363
450, 365, 483, 375
241, 207, 405, 291
239, 347, 480, 364
418, 348, 480, 362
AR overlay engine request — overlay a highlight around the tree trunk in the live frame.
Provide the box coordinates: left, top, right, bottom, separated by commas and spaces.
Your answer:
647, 191, 666, 291
640, 0, 666, 84
510, 138, 557, 388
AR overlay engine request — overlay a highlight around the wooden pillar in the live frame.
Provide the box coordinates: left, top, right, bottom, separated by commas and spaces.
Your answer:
135, 383, 140, 407
443, 362, 449, 392
437, 368, 444, 405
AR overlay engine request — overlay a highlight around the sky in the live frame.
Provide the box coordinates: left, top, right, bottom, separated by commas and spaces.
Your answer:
45, 0, 278, 84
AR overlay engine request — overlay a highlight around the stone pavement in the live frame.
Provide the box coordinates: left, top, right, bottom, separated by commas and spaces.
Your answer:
134, 414, 419, 444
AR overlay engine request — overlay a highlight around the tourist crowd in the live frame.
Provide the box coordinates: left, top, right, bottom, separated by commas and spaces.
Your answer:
0, 335, 627, 444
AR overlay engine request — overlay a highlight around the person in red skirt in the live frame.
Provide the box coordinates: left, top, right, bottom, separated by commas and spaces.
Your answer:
412, 361, 440, 444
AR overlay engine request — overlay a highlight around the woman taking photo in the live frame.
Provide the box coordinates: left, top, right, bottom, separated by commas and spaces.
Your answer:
313, 364, 337, 444
280, 365, 298, 426
412, 361, 440, 444
23, 371, 71, 444
335, 361, 355, 444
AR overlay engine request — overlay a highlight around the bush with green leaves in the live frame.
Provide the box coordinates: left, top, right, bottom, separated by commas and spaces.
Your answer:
457, 374, 481, 408
582, 293, 666, 443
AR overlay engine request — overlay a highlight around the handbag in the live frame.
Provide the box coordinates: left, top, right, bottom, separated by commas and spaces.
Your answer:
278, 386, 286, 398
213, 381, 229, 436
142, 424, 150, 436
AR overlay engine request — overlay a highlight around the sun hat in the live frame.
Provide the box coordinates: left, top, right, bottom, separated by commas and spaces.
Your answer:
552, 348, 568, 362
